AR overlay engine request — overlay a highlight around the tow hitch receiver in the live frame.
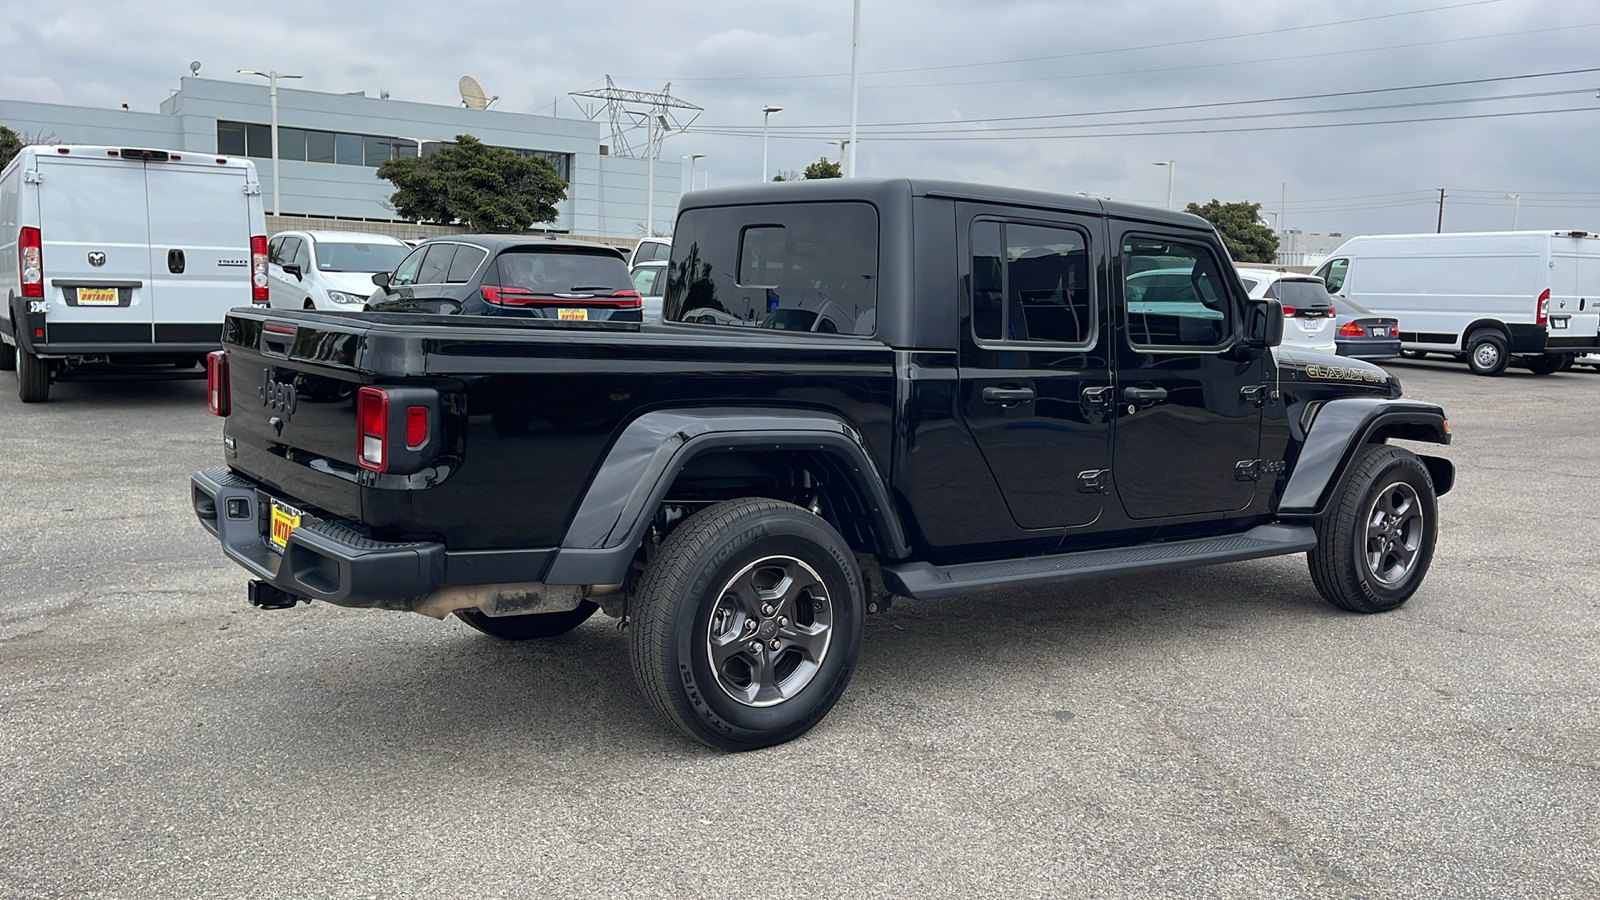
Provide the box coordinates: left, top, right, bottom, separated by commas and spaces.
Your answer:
248, 579, 302, 610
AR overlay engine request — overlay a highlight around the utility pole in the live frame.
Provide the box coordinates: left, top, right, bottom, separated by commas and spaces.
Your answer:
847, 0, 861, 177
828, 139, 851, 164
1436, 188, 1446, 233
1506, 193, 1522, 230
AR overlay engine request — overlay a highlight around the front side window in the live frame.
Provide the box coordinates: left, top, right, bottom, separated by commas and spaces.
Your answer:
267, 236, 285, 265
277, 237, 302, 269
664, 201, 879, 335
390, 247, 428, 286
1321, 258, 1349, 293
1124, 238, 1234, 348
970, 220, 1095, 346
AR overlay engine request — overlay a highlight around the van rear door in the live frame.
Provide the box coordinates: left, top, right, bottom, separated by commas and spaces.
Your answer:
34, 152, 154, 343
146, 160, 256, 346
1550, 234, 1600, 342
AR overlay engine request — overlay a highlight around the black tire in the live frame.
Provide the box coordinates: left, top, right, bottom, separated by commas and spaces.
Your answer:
0, 340, 14, 372
1464, 329, 1509, 376
1558, 354, 1576, 372
629, 497, 864, 751
456, 602, 598, 640
1525, 354, 1564, 376
1308, 444, 1438, 614
17, 343, 49, 403
1399, 349, 1427, 360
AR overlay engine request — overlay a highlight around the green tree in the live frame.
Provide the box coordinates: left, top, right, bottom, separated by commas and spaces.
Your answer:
771, 169, 800, 182
377, 134, 566, 232
1183, 199, 1279, 263
803, 157, 842, 179
0, 125, 22, 172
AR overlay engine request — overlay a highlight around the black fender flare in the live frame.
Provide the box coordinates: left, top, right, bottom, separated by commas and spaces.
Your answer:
542, 409, 910, 586
1278, 397, 1454, 517
6, 293, 43, 355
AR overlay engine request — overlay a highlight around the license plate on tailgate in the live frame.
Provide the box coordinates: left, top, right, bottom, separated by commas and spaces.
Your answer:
558, 308, 589, 321
76, 287, 119, 306
269, 499, 302, 552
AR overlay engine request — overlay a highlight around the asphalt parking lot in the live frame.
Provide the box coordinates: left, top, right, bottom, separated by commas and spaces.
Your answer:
1, 359, 1596, 899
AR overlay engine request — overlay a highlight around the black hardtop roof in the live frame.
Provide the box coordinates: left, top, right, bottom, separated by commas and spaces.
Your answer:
421, 234, 626, 257
677, 176, 1212, 232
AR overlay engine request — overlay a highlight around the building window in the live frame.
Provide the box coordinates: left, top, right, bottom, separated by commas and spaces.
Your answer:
217, 121, 246, 156
306, 130, 335, 164
216, 121, 563, 178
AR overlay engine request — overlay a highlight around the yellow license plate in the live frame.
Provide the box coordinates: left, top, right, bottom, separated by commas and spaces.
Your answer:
557, 308, 588, 321
77, 287, 119, 305
269, 500, 302, 552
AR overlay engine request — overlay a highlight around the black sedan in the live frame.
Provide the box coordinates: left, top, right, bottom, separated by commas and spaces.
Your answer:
366, 235, 641, 321
1331, 296, 1400, 360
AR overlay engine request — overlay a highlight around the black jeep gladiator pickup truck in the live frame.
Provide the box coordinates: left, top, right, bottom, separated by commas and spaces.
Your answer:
192, 178, 1454, 750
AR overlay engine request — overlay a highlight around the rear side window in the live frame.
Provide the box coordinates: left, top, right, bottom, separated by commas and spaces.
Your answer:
490, 249, 632, 293
1123, 238, 1234, 348
415, 243, 457, 285
664, 201, 879, 335
277, 237, 303, 267
970, 220, 1095, 346
637, 241, 670, 263
445, 246, 487, 283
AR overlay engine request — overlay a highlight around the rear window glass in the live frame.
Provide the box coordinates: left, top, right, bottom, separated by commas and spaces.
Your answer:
1265, 279, 1333, 308
664, 201, 879, 335
315, 241, 408, 273
491, 249, 632, 294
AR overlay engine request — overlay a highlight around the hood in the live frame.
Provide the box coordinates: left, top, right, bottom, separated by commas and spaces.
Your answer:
1273, 344, 1402, 399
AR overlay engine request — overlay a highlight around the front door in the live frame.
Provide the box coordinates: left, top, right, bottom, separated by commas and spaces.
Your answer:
1112, 228, 1265, 520
956, 205, 1112, 532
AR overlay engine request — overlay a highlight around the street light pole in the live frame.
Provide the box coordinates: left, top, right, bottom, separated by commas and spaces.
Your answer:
238, 69, 302, 216
1153, 160, 1174, 210
847, 0, 861, 177
682, 154, 706, 196
646, 114, 655, 238
1506, 193, 1522, 230
761, 105, 782, 182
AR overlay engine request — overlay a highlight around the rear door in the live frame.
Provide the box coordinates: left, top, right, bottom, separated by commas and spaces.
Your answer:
1551, 235, 1600, 342
145, 161, 254, 344
35, 153, 154, 342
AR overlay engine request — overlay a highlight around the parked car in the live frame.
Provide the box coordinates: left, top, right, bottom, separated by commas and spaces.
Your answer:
1313, 231, 1600, 375
0, 144, 265, 402
630, 259, 667, 323
1235, 267, 1338, 353
192, 177, 1454, 751
267, 231, 409, 311
367, 235, 640, 321
630, 237, 671, 267
1330, 295, 1401, 360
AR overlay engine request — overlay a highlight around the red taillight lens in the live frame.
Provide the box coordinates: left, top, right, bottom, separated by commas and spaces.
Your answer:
206, 351, 229, 416
357, 386, 389, 472
481, 286, 538, 306
1536, 288, 1550, 326
1338, 322, 1365, 337
251, 235, 269, 304
609, 289, 643, 309
405, 406, 428, 450
481, 286, 642, 309
1280, 305, 1297, 316
19, 226, 42, 299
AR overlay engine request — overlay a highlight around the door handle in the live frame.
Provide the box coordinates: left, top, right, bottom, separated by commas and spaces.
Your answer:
1123, 386, 1167, 403
167, 249, 186, 274
982, 386, 1035, 405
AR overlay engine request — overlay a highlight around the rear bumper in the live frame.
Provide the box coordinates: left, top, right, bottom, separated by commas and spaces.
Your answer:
192, 467, 446, 609
1337, 338, 1401, 360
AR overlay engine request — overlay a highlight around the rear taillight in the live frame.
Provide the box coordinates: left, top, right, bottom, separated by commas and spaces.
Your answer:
1537, 288, 1550, 326
19, 226, 42, 299
481, 286, 537, 306
405, 406, 429, 450
1338, 322, 1365, 337
251, 235, 269, 304
609, 289, 643, 309
1280, 305, 1296, 316
206, 351, 229, 416
480, 286, 643, 308
357, 386, 389, 472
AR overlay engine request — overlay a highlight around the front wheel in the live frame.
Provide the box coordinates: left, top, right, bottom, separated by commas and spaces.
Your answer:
1309, 444, 1438, 613
1464, 330, 1508, 376
1524, 354, 1565, 376
629, 497, 864, 751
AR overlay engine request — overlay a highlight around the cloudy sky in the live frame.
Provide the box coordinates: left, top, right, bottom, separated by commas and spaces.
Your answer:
3, 0, 1597, 238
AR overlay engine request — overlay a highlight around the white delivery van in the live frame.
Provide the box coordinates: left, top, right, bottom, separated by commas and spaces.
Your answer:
1312, 231, 1600, 376
0, 145, 266, 402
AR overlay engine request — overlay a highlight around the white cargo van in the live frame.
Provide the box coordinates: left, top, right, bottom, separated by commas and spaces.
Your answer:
1313, 231, 1600, 376
0, 145, 266, 402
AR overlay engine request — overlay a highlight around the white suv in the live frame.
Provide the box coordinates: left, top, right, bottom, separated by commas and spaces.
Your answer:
1235, 266, 1337, 353
268, 231, 411, 311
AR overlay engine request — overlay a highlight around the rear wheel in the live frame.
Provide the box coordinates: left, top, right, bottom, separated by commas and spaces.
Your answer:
1309, 444, 1438, 613
456, 603, 598, 640
1525, 354, 1565, 376
16, 343, 49, 402
1399, 350, 1427, 360
1465, 330, 1509, 376
629, 497, 864, 751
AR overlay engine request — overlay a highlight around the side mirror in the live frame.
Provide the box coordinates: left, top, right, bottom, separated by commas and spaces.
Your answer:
1247, 299, 1285, 348
282, 263, 302, 280
370, 272, 391, 290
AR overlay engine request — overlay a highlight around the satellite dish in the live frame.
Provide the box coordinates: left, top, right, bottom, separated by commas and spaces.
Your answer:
459, 75, 488, 110
189, 61, 201, 76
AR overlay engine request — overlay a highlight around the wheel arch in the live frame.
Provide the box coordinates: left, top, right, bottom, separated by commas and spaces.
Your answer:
1463, 319, 1509, 344
1278, 397, 1454, 516
543, 409, 910, 586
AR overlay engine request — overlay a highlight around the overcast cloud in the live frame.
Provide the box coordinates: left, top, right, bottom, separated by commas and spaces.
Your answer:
3, 0, 1596, 237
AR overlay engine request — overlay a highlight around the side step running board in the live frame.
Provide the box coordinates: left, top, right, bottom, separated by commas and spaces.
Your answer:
883, 524, 1317, 601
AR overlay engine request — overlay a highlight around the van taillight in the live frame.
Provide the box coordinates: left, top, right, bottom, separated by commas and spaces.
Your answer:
358, 386, 389, 472
206, 351, 229, 416
19, 227, 42, 299
251, 235, 269, 304
1537, 288, 1550, 326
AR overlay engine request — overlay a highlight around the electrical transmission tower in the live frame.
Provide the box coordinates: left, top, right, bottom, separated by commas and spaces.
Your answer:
570, 76, 702, 159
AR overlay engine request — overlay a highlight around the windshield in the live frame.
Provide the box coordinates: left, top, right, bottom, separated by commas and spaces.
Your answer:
315, 241, 408, 273
493, 249, 632, 294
